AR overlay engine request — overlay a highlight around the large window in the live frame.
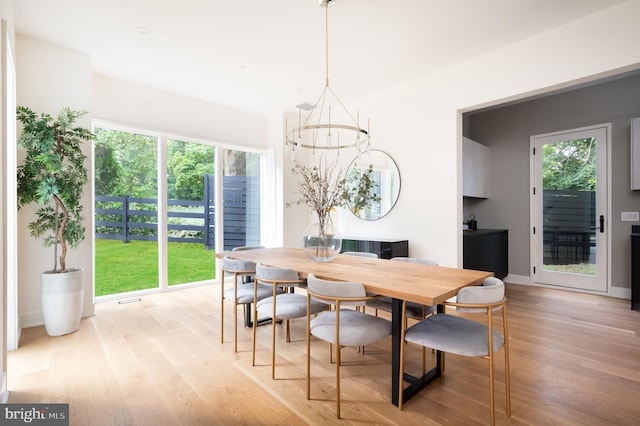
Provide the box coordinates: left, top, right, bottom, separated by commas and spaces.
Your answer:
93, 125, 262, 298
222, 149, 261, 250
166, 139, 216, 286
94, 128, 159, 296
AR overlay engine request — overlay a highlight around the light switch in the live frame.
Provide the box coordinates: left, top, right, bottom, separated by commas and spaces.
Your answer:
621, 212, 640, 221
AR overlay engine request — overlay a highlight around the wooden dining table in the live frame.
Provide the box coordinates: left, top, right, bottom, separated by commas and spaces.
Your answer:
216, 247, 493, 406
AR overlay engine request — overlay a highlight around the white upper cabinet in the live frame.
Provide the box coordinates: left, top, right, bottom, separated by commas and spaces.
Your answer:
463, 137, 490, 198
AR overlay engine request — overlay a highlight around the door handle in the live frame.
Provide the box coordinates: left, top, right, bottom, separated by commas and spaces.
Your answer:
600, 215, 605, 233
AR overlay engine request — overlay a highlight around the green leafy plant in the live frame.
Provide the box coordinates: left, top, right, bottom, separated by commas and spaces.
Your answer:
16, 106, 95, 273
289, 157, 380, 228
344, 163, 379, 215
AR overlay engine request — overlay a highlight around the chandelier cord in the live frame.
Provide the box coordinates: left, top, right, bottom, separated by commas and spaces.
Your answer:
320, 3, 358, 127
325, 4, 330, 89
284, 0, 370, 155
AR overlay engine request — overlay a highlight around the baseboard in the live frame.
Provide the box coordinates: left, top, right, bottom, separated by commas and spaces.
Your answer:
19, 303, 96, 330
1, 372, 8, 403
611, 286, 631, 300
19, 310, 43, 330
504, 274, 530, 285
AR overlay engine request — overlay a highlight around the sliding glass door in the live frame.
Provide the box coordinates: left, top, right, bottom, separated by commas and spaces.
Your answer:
94, 128, 159, 296
166, 139, 216, 286
93, 125, 263, 298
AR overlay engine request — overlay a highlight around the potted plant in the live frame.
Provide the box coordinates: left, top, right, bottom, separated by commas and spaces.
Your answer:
16, 106, 95, 336
290, 157, 379, 262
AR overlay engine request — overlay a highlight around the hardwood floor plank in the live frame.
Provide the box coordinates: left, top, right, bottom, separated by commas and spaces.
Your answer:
7, 283, 640, 425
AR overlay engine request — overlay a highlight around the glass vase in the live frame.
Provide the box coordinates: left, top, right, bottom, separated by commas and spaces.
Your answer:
303, 221, 342, 262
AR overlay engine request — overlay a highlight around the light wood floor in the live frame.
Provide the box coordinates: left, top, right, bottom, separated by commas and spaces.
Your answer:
8, 283, 640, 425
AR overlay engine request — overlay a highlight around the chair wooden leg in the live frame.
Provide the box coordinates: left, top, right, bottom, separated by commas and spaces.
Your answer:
334, 345, 341, 417
306, 298, 312, 401
489, 351, 495, 426
335, 320, 341, 418
252, 301, 258, 366
234, 273, 240, 352
503, 306, 511, 417
504, 347, 511, 417
488, 310, 496, 426
220, 276, 225, 344
271, 297, 277, 379
233, 300, 238, 353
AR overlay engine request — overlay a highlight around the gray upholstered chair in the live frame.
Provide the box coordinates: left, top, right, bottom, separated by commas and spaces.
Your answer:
305, 273, 392, 418
398, 277, 511, 425
341, 251, 378, 258
252, 263, 328, 379
366, 257, 438, 319
221, 256, 279, 352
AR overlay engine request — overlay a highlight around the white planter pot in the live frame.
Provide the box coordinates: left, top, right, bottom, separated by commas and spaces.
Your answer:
41, 268, 84, 336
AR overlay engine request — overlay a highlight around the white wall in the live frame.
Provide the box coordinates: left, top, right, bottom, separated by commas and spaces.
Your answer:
282, 0, 640, 271
92, 74, 269, 148
15, 35, 95, 327
0, 0, 14, 404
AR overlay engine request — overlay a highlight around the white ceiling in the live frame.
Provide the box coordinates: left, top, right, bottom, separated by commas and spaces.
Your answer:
12, 0, 628, 116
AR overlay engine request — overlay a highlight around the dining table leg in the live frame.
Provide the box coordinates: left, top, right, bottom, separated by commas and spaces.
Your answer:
391, 298, 443, 406
391, 297, 403, 405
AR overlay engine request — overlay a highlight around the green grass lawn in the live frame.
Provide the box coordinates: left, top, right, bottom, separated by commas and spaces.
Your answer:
95, 239, 216, 297
543, 262, 596, 275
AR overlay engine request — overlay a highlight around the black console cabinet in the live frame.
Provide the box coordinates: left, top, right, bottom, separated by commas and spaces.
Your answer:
631, 226, 640, 310
341, 238, 408, 259
463, 229, 508, 279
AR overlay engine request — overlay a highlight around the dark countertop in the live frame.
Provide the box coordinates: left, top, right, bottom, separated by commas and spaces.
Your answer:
341, 236, 408, 242
463, 229, 508, 237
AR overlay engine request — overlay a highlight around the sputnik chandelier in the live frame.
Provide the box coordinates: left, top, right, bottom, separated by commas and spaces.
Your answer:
284, 0, 371, 159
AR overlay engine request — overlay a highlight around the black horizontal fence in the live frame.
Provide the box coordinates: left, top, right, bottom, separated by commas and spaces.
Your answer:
95, 175, 260, 249
221, 175, 260, 250
543, 189, 595, 263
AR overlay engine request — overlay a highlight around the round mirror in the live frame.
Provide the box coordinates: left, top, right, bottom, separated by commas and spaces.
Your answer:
346, 150, 401, 220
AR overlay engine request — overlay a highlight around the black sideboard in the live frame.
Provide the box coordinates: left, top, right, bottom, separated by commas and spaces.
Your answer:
631, 225, 640, 310
463, 229, 508, 279
341, 238, 408, 259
